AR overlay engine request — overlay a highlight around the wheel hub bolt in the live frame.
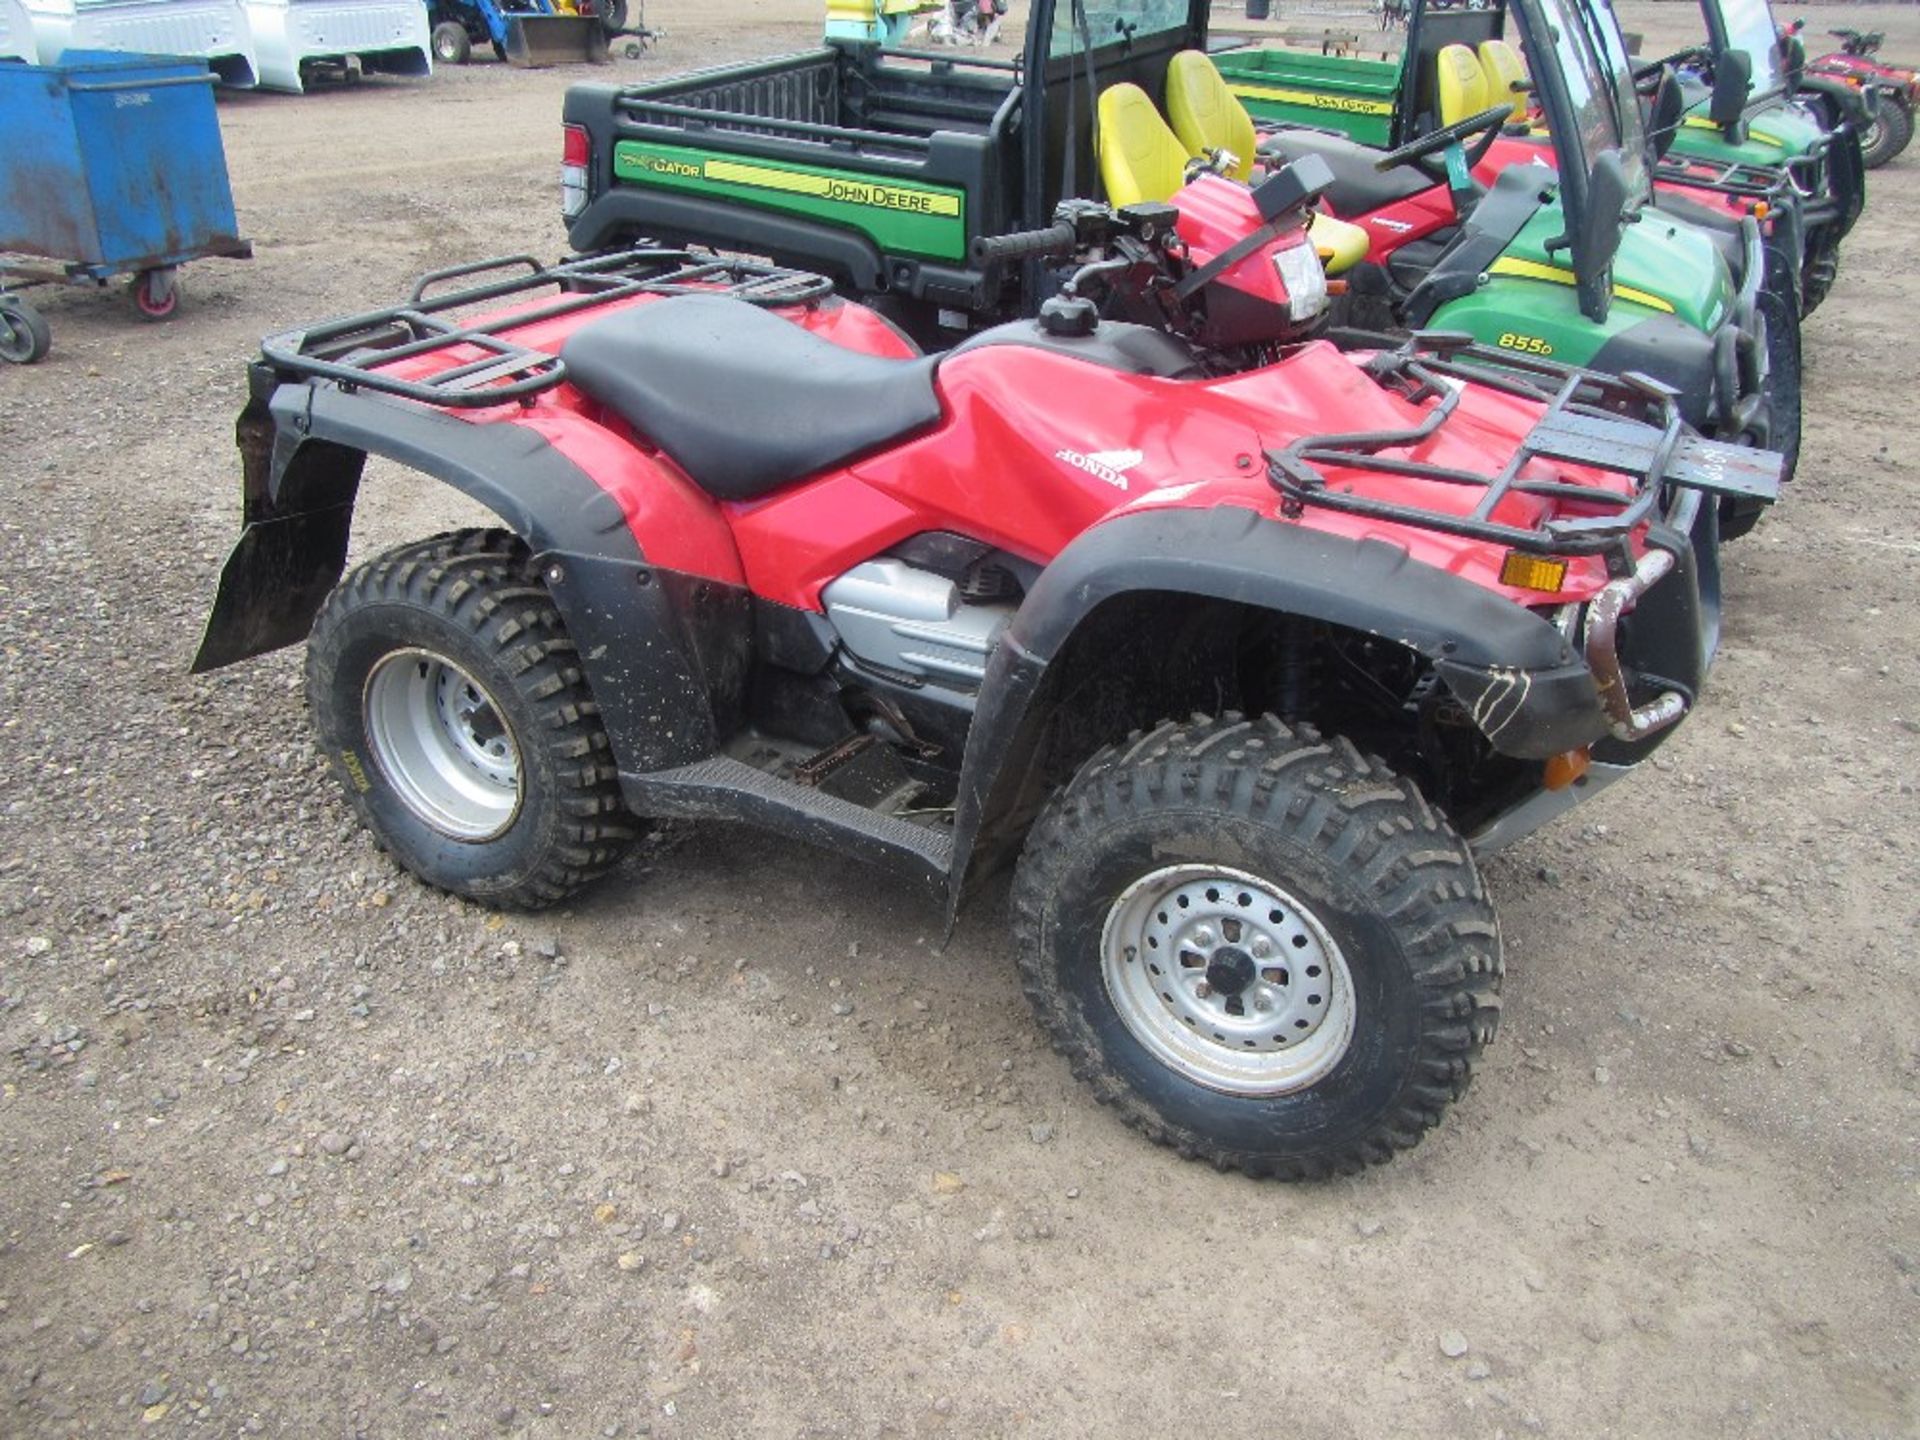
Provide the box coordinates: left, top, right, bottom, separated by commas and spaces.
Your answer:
1250, 937, 1272, 959
1193, 927, 1215, 948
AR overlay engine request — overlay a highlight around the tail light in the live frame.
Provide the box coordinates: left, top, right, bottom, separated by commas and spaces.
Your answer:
561, 123, 590, 222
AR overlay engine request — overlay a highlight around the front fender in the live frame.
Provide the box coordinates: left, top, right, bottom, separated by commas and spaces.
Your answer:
944, 505, 1609, 905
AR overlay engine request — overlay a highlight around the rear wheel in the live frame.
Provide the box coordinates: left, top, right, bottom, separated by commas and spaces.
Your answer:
305, 529, 638, 908
1861, 97, 1913, 169
1011, 714, 1502, 1180
431, 20, 471, 63
0, 297, 50, 364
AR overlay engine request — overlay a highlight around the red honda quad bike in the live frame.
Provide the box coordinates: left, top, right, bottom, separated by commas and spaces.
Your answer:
1787, 22, 1917, 167
194, 167, 1778, 1179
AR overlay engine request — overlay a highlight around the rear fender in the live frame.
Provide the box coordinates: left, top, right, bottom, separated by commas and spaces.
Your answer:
193, 373, 740, 775
943, 505, 1606, 909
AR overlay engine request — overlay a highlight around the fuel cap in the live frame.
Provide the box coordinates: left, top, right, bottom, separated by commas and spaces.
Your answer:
1038, 294, 1099, 337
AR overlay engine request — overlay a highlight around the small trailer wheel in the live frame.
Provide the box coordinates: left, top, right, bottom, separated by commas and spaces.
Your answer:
431, 20, 471, 64
624, 40, 645, 58
0, 296, 51, 364
133, 268, 180, 321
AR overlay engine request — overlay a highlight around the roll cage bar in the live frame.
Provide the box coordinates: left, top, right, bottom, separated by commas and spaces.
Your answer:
1393, 0, 1641, 316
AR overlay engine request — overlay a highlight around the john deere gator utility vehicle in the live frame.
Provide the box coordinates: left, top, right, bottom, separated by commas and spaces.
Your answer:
561, 0, 1789, 524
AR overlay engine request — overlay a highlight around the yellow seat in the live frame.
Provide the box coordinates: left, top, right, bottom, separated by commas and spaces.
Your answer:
1097, 83, 1193, 206
1478, 39, 1529, 120
1165, 50, 1257, 182
1163, 51, 1363, 274
1307, 212, 1369, 275
1435, 42, 1494, 126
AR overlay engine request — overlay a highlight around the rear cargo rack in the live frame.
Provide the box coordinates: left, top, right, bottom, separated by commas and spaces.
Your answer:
259, 247, 834, 409
1653, 154, 1790, 202
1271, 334, 1782, 571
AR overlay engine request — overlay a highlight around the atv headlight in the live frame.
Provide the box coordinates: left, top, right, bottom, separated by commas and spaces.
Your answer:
1273, 243, 1328, 322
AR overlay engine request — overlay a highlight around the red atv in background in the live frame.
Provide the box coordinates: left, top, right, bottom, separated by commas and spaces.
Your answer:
193, 163, 1778, 1180
1788, 22, 1917, 167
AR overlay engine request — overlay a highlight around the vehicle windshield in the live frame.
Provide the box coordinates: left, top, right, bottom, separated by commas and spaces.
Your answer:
1708, 0, 1786, 93
1051, 0, 1187, 56
1565, 0, 1654, 200
1517, 0, 1651, 202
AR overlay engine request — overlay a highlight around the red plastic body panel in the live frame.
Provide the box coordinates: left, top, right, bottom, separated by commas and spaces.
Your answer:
1807, 52, 1920, 104
1171, 172, 1316, 306
1478, 134, 1755, 225
1311, 132, 1756, 269
731, 338, 1631, 610
1326, 183, 1458, 263
351, 245, 1645, 622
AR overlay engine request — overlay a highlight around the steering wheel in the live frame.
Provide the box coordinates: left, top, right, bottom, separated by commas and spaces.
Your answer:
1372, 105, 1513, 182
1636, 45, 1710, 83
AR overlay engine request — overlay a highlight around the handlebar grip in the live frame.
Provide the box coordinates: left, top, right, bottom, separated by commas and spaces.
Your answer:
970, 222, 1078, 264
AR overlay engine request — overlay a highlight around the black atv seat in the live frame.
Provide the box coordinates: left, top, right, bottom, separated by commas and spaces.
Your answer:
1255, 129, 1434, 218
560, 294, 943, 502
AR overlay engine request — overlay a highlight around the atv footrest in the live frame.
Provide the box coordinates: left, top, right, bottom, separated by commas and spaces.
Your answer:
622, 756, 953, 897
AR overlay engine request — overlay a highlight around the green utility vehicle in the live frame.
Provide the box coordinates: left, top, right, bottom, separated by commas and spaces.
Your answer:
1212, 0, 1848, 314
559, 0, 1782, 491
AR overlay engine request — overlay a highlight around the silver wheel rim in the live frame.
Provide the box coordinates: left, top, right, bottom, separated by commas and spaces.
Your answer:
1100, 864, 1356, 1097
363, 649, 521, 842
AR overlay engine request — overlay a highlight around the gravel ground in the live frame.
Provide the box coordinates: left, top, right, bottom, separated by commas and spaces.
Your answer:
1, 2, 1916, 1435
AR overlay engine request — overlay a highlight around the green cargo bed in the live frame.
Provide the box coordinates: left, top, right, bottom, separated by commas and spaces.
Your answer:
1210, 46, 1401, 146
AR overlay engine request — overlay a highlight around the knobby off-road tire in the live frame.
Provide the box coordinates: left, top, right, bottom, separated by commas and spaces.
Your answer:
1011, 713, 1502, 1180
306, 529, 638, 908
1861, 97, 1912, 169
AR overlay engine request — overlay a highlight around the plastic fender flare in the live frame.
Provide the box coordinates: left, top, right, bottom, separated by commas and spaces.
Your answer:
194, 380, 726, 775
1798, 73, 1873, 126
943, 504, 1608, 906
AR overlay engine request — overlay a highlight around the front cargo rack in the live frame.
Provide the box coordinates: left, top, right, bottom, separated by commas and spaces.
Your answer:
1271, 333, 1783, 571
259, 247, 835, 409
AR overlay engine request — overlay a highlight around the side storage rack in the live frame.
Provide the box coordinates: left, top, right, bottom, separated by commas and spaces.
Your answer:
1273, 333, 1784, 575
258, 247, 834, 409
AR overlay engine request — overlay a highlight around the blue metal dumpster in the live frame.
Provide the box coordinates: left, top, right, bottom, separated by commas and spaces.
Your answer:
0, 49, 252, 359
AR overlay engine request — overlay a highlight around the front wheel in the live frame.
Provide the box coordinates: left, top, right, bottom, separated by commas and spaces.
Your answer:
1861, 97, 1913, 169
305, 529, 638, 908
1011, 714, 1502, 1180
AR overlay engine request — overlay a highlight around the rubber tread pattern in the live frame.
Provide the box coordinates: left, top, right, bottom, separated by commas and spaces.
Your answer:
1010, 712, 1502, 1181
306, 529, 638, 908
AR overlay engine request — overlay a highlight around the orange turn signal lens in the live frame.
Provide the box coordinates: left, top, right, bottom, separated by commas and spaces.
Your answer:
1499, 551, 1569, 593
1752, 200, 1770, 220
1543, 747, 1591, 791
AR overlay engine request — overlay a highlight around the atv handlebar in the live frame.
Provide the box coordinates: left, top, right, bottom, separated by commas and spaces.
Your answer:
971, 222, 1079, 264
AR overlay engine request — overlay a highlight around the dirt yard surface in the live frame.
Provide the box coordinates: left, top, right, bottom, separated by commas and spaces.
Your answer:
2, 1, 1917, 1434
